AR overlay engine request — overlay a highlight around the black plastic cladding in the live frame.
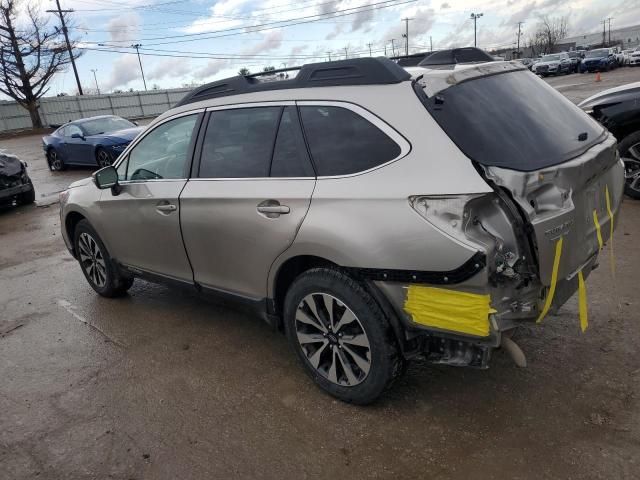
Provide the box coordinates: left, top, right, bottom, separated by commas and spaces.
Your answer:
174, 58, 412, 107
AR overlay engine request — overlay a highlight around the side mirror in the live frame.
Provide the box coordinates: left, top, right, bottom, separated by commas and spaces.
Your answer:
93, 165, 119, 193
71, 132, 84, 140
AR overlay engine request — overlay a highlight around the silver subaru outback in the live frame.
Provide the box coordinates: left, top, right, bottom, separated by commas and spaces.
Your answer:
60, 57, 624, 404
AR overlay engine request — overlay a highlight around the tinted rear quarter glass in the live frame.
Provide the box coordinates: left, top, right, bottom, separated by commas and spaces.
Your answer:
422, 70, 605, 171
300, 106, 401, 176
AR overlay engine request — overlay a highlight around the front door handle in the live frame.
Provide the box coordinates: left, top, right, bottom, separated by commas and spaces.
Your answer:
257, 200, 290, 218
156, 203, 177, 213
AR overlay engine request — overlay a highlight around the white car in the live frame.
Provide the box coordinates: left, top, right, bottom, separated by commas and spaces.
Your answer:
629, 47, 640, 66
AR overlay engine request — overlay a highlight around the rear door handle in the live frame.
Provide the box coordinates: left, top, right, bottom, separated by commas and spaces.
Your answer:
156, 203, 177, 213
257, 205, 290, 214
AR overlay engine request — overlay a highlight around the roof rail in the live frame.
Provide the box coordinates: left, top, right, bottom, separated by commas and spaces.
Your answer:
175, 57, 411, 107
418, 47, 494, 66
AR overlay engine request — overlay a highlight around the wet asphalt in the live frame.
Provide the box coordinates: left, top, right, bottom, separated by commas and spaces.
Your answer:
1, 68, 639, 479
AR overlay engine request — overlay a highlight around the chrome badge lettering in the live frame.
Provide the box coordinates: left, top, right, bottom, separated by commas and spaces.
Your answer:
544, 220, 573, 240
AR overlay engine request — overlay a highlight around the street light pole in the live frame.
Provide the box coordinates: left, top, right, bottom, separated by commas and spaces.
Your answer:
131, 44, 147, 91
470, 12, 484, 48
516, 21, 524, 58
90, 69, 100, 95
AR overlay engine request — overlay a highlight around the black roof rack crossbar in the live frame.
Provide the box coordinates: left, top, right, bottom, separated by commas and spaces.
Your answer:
175, 57, 411, 107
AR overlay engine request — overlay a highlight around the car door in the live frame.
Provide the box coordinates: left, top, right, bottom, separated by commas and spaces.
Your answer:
93, 111, 203, 282
63, 124, 93, 165
180, 104, 316, 300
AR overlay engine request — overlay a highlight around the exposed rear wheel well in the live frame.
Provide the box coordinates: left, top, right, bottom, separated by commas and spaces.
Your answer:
273, 255, 337, 318
65, 211, 86, 256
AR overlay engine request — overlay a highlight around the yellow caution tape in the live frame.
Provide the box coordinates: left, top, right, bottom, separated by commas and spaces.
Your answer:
592, 209, 603, 250
605, 185, 615, 277
404, 285, 496, 337
578, 270, 588, 332
536, 236, 563, 324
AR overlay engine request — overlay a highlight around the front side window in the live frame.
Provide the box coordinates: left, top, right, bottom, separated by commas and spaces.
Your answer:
299, 106, 401, 176
199, 107, 281, 178
118, 114, 197, 181
66, 124, 83, 137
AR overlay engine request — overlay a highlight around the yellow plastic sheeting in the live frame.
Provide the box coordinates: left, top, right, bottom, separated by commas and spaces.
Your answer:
605, 185, 616, 278
404, 286, 495, 337
592, 209, 603, 250
578, 270, 588, 333
536, 236, 563, 324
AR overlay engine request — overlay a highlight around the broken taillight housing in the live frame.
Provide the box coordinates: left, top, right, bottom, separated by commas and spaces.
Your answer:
409, 194, 485, 240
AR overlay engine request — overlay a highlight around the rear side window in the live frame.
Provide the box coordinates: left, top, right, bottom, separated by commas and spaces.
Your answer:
200, 107, 281, 178
270, 107, 315, 177
422, 70, 605, 171
299, 106, 401, 176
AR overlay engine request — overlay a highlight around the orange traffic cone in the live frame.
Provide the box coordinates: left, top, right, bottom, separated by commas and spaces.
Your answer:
595, 71, 602, 82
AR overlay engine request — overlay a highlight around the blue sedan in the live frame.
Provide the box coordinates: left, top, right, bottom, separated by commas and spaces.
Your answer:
42, 115, 144, 171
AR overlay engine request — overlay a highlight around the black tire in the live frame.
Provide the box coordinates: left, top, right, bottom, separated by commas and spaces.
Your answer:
283, 268, 403, 404
47, 148, 66, 171
95, 148, 113, 168
17, 180, 35, 205
73, 219, 134, 297
619, 131, 640, 200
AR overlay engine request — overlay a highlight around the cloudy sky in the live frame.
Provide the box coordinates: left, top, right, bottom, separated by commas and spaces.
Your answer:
11, 0, 640, 95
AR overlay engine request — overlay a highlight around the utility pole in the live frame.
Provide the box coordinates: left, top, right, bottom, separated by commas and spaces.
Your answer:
470, 12, 484, 48
602, 20, 606, 47
47, 0, 83, 95
401, 17, 413, 56
343, 46, 348, 59
607, 17, 613, 45
384, 44, 387, 56
327, 51, 332, 61
366, 42, 373, 57
90, 69, 100, 95
430, 35, 433, 52
131, 44, 147, 91
390, 38, 397, 57
516, 21, 524, 58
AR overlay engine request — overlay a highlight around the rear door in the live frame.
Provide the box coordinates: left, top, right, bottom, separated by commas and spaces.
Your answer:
179, 104, 316, 300
95, 111, 203, 282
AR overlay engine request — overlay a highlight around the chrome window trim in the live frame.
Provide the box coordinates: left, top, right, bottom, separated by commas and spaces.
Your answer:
112, 108, 205, 176
204, 101, 296, 112
295, 100, 411, 180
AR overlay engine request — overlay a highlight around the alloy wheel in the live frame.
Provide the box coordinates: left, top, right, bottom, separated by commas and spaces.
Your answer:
623, 142, 640, 195
295, 293, 371, 387
78, 232, 107, 288
49, 150, 62, 170
97, 150, 112, 168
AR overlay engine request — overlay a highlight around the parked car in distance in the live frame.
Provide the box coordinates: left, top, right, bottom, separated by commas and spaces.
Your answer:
0, 151, 35, 207
532, 52, 571, 76
42, 115, 144, 171
517, 57, 535, 70
579, 81, 640, 198
580, 48, 617, 72
60, 58, 623, 404
629, 47, 640, 66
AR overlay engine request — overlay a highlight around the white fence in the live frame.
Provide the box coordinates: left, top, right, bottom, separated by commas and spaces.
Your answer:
0, 88, 192, 134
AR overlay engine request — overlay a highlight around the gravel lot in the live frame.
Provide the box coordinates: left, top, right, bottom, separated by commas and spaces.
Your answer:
1, 67, 639, 479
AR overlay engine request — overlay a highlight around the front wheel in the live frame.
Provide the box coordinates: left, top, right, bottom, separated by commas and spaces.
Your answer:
95, 148, 113, 168
74, 219, 134, 297
47, 148, 65, 171
284, 268, 403, 404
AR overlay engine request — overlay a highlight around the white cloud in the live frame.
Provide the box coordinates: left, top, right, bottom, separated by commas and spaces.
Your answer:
102, 54, 141, 91
148, 58, 192, 81
106, 13, 141, 43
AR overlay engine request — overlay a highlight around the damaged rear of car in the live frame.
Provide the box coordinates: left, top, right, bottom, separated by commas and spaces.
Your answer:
0, 151, 35, 207
381, 62, 624, 368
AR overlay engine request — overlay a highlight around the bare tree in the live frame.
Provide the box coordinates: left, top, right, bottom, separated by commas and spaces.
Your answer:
238, 67, 250, 76
0, 0, 80, 127
531, 15, 569, 55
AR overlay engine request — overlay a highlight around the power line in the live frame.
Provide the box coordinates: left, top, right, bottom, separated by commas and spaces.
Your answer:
89, 0, 417, 45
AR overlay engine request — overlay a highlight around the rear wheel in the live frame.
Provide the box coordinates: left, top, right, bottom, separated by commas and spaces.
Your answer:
74, 219, 134, 297
47, 148, 65, 171
284, 268, 403, 404
95, 148, 112, 168
619, 131, 640, 199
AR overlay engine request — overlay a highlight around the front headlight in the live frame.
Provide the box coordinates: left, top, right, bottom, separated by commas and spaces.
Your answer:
59, 189, 70, 206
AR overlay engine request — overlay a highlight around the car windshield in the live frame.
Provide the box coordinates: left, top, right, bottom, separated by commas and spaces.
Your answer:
542, 55, 561, 61
421, 70, 605, 171
586, 50, 608, 58
81, 117, 135, 136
